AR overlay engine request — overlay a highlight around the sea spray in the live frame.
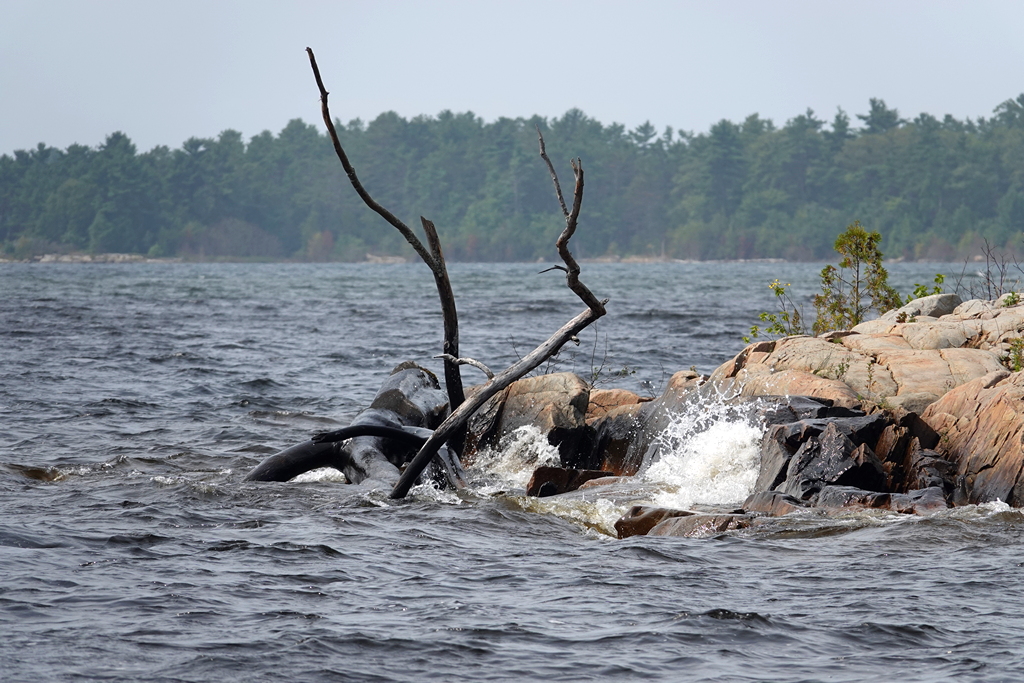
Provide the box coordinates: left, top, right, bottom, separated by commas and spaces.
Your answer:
643, 392, 765, 510
467, 425, 562, 491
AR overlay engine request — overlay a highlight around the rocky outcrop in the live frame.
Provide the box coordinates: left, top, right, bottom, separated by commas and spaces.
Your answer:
462, 296, 1024, 534
711, 295, 1020, 413
921, 370, 1024, 505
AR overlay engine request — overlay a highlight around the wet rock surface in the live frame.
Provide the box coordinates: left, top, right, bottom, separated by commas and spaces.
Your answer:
468, 372, 594, 466
647, 513, 755, 537
526, 466, 615, 497
615, 505, 696, 539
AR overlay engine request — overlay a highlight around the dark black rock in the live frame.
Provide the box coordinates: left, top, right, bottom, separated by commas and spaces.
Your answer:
587, 407, 644, 475
902, 441, 956, 492
756, 425, 796, 492
815, 485, 892, 509
777, 423, 888, 499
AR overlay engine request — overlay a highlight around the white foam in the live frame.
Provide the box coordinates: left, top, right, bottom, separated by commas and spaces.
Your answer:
290, 467, 348, 483
468, 425, 561, 491
642, 396, 763, 510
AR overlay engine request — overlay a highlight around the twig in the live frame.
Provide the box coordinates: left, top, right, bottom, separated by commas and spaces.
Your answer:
537, 126, 569, 217
434, 354, 495, 379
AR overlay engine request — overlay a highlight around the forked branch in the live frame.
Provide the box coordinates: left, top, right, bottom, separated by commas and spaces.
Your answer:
390, 130, 607, 499
307, 47, 466, 441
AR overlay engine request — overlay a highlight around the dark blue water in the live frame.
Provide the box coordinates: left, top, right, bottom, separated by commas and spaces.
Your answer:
2, 261, 1023, 682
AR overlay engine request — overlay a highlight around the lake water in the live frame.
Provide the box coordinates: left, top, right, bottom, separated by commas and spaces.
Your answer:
2, 261, 1023, 682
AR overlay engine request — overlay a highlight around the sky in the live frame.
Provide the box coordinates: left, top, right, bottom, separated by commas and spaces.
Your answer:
2, 0, 1023, 156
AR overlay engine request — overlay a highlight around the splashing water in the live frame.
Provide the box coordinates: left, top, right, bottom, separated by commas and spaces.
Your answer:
643, 394, 764, 510
467, 425, 562, 492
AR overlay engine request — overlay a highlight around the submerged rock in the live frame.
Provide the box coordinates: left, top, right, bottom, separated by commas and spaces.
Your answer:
647, 513, 754, 537
526, 465, 615, 497
615, 505, 696, 539
890, 487, 949, 514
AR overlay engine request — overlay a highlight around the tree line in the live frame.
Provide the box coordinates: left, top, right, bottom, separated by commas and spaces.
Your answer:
2, 95, 1023, 261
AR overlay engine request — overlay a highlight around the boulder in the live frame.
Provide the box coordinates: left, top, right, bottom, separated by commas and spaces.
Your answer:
468, 372, 593, 467
741, 491, 806, 516
879, 293, 963, 321
921, 370, 1024, 505
526, 465, 615, 497
814, 485, 891, 510
663, 369, 707, 394
647, 513, 754, 537
585, 388, 647, 422
615, 505, 696, 539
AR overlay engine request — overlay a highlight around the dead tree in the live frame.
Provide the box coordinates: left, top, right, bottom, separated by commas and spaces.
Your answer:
307, 47, 466, 454
305, 48, 606, 499
390, 131, 607, 499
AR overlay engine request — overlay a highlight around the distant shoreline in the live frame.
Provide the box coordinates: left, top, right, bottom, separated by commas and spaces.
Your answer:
0, 252, 991, 265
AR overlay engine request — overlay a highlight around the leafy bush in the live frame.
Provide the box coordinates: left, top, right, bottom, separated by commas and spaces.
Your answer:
743, 279, 806, 342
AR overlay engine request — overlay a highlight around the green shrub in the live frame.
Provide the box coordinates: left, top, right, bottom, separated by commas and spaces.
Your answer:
812, 221, 902, 334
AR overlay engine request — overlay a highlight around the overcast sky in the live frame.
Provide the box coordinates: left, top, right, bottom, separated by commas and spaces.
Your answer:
3, 0, 1023, 156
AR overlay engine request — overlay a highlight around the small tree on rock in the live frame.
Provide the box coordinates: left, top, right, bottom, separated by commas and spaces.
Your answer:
812, 221, 902, 334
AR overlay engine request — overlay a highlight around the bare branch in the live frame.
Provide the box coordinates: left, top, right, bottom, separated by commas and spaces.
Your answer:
421, 217, 466, 427
434, 354, 495, 379
537, 125, 569, 217
538, 265, 568, 275
390, 133, 608, 499
306, 47, 435, 268
307, 48, 467, 444
556, 158, 606, 314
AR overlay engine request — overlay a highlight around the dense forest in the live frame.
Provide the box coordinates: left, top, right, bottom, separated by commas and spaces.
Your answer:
2, 95, 1023, 261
